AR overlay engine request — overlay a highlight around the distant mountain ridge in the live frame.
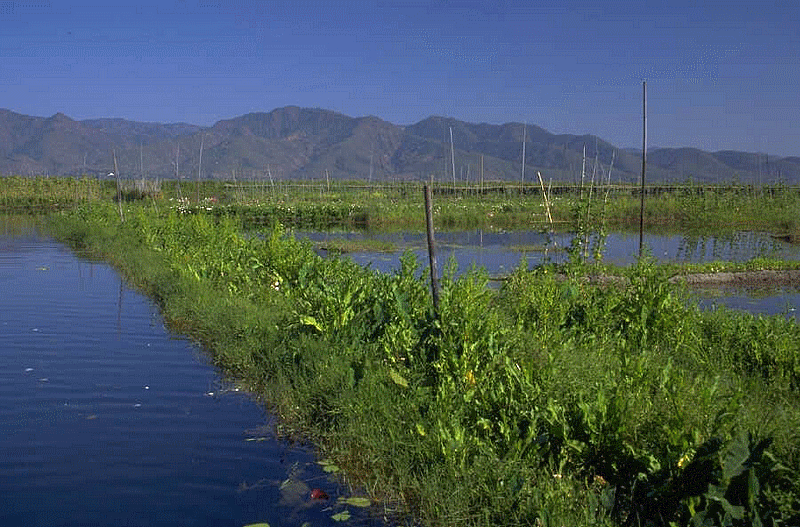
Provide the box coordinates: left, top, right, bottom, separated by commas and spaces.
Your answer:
0, 107, 797, 184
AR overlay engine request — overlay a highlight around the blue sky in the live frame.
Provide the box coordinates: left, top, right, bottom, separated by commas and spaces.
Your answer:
2, 0, 798, 156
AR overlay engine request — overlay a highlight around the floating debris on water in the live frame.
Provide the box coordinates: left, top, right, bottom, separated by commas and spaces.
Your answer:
310, 488, 329, 500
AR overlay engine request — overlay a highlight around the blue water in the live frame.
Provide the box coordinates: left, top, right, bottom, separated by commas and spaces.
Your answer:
298, 229, 800, 275
695, 288, 800, 321
0, 231, 376, 527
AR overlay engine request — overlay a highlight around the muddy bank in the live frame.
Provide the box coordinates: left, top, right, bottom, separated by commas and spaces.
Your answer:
670, 269, 800, 288
567, 269, 800, 289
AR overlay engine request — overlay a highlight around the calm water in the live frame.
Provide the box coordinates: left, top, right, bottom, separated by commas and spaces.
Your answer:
0, 231, 375, 527
695, 288, 800, 320
299, 229, 800, 275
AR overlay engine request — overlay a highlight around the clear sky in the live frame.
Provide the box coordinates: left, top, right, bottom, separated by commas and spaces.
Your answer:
2, 0, 798, 156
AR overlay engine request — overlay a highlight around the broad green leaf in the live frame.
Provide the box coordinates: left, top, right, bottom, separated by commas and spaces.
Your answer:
318, 459, 340, 473
299, 315, 323, 332
331, 510, 351, 522
389, 369, 408, 388
338, 497, 371, 507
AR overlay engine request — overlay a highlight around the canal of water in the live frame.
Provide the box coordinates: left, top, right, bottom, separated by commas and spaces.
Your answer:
0, 223, 377, 527
3, 221, 798, 527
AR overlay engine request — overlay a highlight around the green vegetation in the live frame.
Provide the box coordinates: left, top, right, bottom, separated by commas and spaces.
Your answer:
4, 176, 800, 239
0, 175, 114, 211
41, 198, 799, 527
318, 238, 398, 254
3, 176, 800, 525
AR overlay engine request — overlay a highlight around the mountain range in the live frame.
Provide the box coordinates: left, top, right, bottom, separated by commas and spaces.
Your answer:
1, 107, 797, 184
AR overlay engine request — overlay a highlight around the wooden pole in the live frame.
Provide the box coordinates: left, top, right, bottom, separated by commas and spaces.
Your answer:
268, 165, 275, 199
639, 80, 647, 260
580, 144, 586, 200
537, 171, 553, 226
424, 184, 440, 315
449, 126, 456, 190
480, 154, 484, 194
521, 122, 526, 193
196, 134, 204, 203
369, 143, 374, 182
112, 149, 124, 222
175, 143, 183, 200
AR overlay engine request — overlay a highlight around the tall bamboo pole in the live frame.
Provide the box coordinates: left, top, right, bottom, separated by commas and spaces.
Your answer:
112, 149, 123, 222
639, 81, 647, 260
196, 134, 204, 203
449, 126, 456, 190
424, 184, 439, 315
521, 122, 527, 192
174, 143, 183, 200
480, 154, 484, 193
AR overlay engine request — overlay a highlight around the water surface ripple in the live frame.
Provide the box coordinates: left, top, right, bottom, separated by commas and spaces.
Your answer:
0, 235, 370, 527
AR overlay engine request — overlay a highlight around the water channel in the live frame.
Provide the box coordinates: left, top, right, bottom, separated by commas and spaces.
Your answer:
0, 221, 376, 527
2, 221, 798, 527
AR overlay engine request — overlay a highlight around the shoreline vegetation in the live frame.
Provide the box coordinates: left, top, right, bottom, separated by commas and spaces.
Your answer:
3, 175, 800, 238
3, 176, 800, 526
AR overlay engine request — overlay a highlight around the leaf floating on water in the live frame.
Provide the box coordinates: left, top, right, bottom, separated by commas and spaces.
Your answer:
338, 497, 371, 507
245, 437, 267, 442
389, 369, 408, 388
318, 459, 340, 473
242, 523, 271, 527
36, 266, 48, 271
331, 510, 351, 522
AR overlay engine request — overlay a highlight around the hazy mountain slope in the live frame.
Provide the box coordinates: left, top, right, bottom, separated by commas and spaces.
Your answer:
0, 107, 797, 183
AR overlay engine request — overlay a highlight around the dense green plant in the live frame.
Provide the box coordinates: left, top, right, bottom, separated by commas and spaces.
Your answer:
42, 201, 800, 527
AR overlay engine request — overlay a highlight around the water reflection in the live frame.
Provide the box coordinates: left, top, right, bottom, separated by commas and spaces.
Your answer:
694, 287, 800, 322
296, 229, 800, 275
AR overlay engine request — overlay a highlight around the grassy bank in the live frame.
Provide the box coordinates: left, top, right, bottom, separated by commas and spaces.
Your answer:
44, 201, 800, 527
